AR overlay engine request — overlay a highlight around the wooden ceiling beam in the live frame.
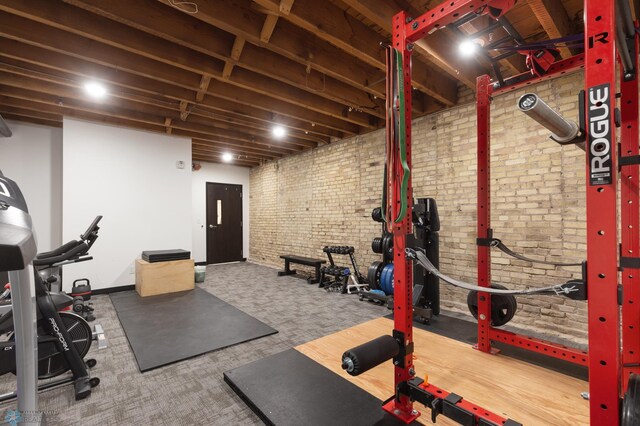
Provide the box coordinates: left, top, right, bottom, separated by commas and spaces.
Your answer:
193, 146, 269, 163
193, 139, 284, 158
193, 153, 259, 167
0, 113, 62, 129
186, 133, 295, 155
179, 100, 190, 121
0, 58, 329, 145
186, 106, 327, 145
0, 11, 202, 89
222, 36, 246, 79
0, 44, 342, 140
0, 6, 372, 132
1, 98, 284, 164
0, 61, 329, 148
155, 0, 385, 97
58, 0, 386, 120
528, 0, 574, 59
260, 14, 280, 43
0, 92, 302, 156
0, 86, 311, 152
252, 0, 456, 106
196, 76, 211, 103
0, 47, 357, 139
0, 105, 62, 122
279, 0, 295, 15
45, 0, 382, 122
339, 0, 484, 89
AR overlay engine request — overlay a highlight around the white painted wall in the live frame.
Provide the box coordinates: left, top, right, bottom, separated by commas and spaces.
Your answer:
192, 162, 250, 263
0, 120, 63, 252
62, 118, 192, 289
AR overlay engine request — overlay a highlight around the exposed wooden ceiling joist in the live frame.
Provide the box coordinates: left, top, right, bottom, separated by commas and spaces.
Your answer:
0, 87, 311, 153
0, 5, 374, 133
252, 0, 457, 106
0, 43, 343, 141
0, 69, 321, 149
193, 153, 259, 167
0, 45, 358, 141
1, 93, 298, 158
339, 0, 485, 89
1, 112, 63, 129
62, 0, 387, 117
528, 0, 574, 59
156, 0, 387, 97
0, 0, 584, 166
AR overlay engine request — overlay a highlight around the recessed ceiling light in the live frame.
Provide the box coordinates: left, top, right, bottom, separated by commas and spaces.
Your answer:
458, 40, 480, 57
221, 152, 233, 162
272, 125, 286, 139
84, 81, 107, 99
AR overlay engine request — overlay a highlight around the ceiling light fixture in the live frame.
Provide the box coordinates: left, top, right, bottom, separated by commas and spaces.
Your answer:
221, 152, 233, 163
458, 40, 480, 57
272, 125, 286, 139
84, 81, 107, 99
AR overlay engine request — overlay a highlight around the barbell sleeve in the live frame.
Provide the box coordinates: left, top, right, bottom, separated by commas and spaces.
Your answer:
518, 93, 579, 144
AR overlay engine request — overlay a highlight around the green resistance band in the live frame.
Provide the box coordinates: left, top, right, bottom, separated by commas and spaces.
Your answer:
393, 49, 410, 223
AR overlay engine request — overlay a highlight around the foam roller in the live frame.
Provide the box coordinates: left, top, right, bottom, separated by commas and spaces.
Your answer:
341, 335, 399, 376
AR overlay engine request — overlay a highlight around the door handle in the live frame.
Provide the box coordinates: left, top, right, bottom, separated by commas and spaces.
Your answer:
209, 224, 217, 229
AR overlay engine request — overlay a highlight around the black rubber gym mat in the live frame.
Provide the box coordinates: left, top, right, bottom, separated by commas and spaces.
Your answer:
386, 313, 589, 380
110, 287, 278, 372
224, 348, 419, 426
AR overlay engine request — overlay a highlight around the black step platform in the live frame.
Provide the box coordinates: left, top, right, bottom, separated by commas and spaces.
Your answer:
141, 249, 191, 263
224, 348, 419, 426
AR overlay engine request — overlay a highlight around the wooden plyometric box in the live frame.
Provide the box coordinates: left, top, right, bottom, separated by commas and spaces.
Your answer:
135, 258, 195, 297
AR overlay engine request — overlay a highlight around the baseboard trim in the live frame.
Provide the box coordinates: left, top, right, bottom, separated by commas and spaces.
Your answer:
93, 284, 135, 295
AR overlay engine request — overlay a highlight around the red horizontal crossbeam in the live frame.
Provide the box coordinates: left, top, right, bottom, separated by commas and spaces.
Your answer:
405, 0, 490, 43
420, 382, 509, 425
491, 53, 585, 95
489, 328, 589, 366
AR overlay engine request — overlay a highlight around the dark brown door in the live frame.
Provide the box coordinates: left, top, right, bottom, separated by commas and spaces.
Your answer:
206, 182, 243, 264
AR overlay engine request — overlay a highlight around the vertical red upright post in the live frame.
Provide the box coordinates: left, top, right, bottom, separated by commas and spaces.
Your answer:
476, 75, 494, 353
388, 9, 416, 420
584, 0, 621, 422
620, 28, 640, 391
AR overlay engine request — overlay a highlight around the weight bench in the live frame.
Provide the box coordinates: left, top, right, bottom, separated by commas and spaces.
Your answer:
278, 255, 326, 284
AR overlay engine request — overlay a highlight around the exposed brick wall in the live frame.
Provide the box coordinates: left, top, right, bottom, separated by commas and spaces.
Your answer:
250, 72, 587, 344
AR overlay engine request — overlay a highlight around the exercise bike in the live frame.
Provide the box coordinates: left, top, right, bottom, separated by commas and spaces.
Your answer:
0, 220, 102, 403
0, 274, 100, 401
33, 216, 103, 322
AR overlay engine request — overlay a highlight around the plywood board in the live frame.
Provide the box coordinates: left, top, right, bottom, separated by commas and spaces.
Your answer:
297, 317, 589, 425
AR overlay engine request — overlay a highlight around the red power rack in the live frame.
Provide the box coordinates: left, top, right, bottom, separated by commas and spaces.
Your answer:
385, 0, 640, 425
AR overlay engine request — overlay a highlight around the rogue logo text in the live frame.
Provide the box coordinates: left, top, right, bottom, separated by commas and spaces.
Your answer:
588, 83, 612, 185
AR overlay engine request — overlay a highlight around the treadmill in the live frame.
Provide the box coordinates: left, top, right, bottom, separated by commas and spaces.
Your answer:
0, 169, 41, 425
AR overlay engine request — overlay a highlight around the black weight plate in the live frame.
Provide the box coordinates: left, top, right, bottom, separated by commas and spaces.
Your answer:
623, 373, 640, 426
367, 261, 383, 290
371, 237, 383, 254
371, 207, 383, 223
466, 284, 517, 327
382, 234, 393, 261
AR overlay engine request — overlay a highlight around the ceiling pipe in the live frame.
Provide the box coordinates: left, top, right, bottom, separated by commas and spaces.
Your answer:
616, 0, 635, 76
617, 0, 635, 38
0, 114, 12, 137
